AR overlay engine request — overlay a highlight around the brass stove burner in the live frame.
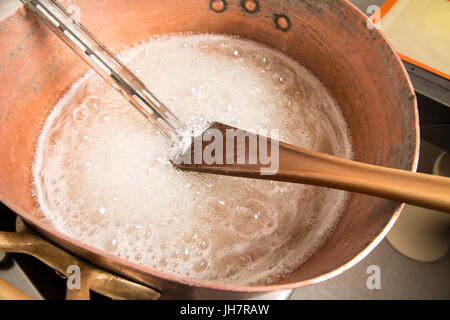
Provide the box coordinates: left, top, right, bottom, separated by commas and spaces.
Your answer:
0, 217, 160, 300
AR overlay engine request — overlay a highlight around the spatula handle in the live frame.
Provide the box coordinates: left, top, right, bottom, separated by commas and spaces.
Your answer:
278, 144, 450, 213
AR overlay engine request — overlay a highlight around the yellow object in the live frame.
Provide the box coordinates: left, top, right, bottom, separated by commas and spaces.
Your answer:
380, 0, 450, 79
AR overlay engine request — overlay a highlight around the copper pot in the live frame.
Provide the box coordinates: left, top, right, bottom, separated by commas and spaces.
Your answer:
0, 0, 418, 299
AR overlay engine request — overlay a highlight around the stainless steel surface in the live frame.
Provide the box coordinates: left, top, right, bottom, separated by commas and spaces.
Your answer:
0, 259, 42, 300
348, 0, 386, 12
291, 237, 450, 299
403, 61, 450, 108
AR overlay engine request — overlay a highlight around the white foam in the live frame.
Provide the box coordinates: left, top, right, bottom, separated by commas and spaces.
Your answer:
33, 34, 353, 285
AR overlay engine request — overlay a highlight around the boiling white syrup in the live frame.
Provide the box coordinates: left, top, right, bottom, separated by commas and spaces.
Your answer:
33, 34, 353, 285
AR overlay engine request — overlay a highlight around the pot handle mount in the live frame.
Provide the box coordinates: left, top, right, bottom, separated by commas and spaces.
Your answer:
0, 217, 161, 300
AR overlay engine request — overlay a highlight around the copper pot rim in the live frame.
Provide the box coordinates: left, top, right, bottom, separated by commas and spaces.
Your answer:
0, 0, 420, 294
0, 195, 410, 293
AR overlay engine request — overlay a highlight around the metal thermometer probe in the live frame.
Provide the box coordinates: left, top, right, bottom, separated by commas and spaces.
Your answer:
20, 0, 184, 138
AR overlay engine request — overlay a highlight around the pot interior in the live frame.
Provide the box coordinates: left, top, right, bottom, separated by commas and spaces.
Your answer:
0, 0, 417, 295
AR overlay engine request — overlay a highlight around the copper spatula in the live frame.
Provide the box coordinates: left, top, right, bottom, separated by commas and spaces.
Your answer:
174, 122, 450, 213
